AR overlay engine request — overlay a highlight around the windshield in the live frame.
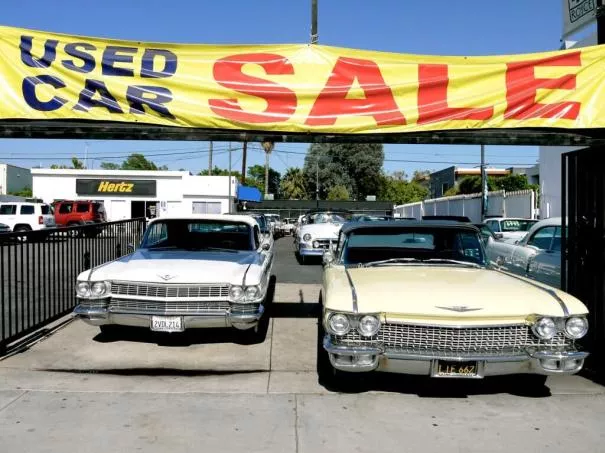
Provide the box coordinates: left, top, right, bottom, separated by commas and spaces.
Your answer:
141, 219, 253, 251
341, 227, 486, 266
308, 213, 347, 224
500, 219, 537, 232
252, 215, 269, 232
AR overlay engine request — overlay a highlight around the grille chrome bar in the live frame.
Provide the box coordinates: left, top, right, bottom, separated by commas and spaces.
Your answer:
109, 299, 230, 315
335, 323, 573, 354
111, 282, 229, 299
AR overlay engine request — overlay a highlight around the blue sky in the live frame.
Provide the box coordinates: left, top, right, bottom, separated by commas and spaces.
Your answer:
0, 1, 575, 177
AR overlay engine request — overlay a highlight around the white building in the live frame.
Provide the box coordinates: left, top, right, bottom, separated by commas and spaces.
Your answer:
31, 169, 238, 221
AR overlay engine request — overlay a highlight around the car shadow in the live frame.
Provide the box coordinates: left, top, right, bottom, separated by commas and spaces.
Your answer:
319, 373, 552, 398
295, 252, 322, 265
92, 276, 278, 347
271, 302, 320, 318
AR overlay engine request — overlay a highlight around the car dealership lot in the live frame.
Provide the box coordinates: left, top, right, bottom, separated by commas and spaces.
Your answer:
1, 238, 605, 452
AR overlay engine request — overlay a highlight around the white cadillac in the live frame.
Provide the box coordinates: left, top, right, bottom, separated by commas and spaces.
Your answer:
294, 211, 348, 263
73, 215, 273, 341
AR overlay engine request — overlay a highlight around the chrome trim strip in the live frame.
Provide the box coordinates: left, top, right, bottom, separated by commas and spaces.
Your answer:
494, 269, 569, 316
530, 350, 589, 360
385, 351, 528, 362
323, 335, 381, 355
343, 267, 358, 313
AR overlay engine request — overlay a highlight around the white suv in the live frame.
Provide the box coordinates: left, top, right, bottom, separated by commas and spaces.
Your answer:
0, 202, 56, 238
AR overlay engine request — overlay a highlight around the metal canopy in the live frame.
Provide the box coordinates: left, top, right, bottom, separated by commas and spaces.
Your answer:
1, 120, 605, 146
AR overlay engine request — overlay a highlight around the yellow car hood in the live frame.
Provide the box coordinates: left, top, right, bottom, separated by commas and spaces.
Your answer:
325, 265, 587, 325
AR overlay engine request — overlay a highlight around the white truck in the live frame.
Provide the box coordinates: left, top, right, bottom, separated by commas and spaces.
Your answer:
0, 201, 56, 239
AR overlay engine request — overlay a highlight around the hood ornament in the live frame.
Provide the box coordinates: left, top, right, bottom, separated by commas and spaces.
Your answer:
435, 305, 482, 313
158, 274, 176, 281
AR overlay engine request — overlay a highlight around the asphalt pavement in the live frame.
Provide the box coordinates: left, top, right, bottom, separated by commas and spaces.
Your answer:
1, 235, 605, 452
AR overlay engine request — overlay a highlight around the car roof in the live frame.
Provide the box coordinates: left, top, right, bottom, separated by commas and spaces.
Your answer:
341, 220, 479, 234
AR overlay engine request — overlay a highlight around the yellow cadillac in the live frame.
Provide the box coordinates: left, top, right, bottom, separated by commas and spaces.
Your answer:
318, 221, 589, 388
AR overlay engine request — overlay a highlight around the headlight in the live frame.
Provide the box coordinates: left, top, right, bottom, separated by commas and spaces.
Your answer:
565, 317, 588, 339
245, 286, 260, 300
76, 281, 90, 297
328, 313, 350, 335
358, 315, 380, 337
230, 285, 244, 300
533, 317, 557, 340
312, 241, 319, 248
303, 233, 312, 242
90, 282, 108, 297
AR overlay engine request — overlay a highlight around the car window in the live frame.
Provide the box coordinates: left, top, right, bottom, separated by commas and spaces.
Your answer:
0, 204, 17, 215
527, 226, 556, 250
40, 205, 52, 215
486, 220, 499, 232
76, 203, 89, 213
145, 222, 168, 247
253, 225, 261, 249
551, 226, 564, 253
58, 203, 73, 214
501, 219, 537, 232
20, 205, 35, 215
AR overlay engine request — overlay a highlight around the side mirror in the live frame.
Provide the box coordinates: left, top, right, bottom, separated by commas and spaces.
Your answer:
127, 243, 135, 253
322, 251, 335, 266
494, 233, 504, 240
262, 242, 271, 251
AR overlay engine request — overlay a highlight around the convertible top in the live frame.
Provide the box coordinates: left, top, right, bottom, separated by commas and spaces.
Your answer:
340, 220, 480, 235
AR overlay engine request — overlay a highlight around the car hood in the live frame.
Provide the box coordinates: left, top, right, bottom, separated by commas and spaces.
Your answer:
324, 266, 587, 323
500, 231, 527, 243
87, 249, 257, 284
299, 223, 342, 239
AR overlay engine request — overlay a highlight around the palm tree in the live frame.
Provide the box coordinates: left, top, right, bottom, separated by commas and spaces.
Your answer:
261, 141, 275, 196
280, 168, 307, 199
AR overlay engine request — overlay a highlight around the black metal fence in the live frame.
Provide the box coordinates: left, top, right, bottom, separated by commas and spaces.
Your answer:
562, 147, 605, 372
0, 218, 146, 352
239, 199, 394, 219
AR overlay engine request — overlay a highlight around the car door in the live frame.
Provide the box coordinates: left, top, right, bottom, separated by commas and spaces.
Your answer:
0, 204, 18, 229
528, 226, 562, 288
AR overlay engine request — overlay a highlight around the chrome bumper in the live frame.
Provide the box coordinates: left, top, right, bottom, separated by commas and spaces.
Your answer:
323, 336, 589, 377
74, 304, 264, 331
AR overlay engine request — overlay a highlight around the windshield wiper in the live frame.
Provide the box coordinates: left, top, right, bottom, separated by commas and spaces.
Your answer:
422, 258, 482, 268
361, 258, 422, 267
186, 246, 239, 253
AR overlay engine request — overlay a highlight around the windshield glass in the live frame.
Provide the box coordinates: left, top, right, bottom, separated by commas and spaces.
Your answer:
308, 213, 347, 224
500, 219, 537, 232
341, 227, 485, 266
141, 219, 253, 251
252, 215, 269, 232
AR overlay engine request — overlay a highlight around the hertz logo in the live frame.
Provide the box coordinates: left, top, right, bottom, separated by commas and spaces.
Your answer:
97, 181, 135, 193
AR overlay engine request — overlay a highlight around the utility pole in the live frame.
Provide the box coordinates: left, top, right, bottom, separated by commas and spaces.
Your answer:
480, 144, 487, 221
261, 141, 275, 197
228, 143, 232, 213
315, 156, 320, 209
241, 140, 248, 184
208, 141, 213, 175
311, 0, 318, 44
598, 0, 605, 45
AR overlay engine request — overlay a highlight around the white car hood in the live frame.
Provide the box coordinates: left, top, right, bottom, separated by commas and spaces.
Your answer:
87, 249, 258, 284
500, 231, 527, 244
299, 223, 342, 240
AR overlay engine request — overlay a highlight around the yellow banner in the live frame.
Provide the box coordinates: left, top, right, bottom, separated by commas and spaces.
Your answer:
1, 25, 604, 134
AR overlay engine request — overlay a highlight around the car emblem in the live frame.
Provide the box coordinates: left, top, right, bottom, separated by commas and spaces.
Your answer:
158, 274, 176, 281
435, 305, 482, 313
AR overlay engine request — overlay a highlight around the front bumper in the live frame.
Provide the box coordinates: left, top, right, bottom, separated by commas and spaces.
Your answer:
323, 336, 589, 377
299, 246, 325, 256
74, 303, 264, 331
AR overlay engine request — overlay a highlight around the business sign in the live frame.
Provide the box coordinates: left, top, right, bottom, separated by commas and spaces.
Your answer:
76, 179, 156, 196
1, 25, 605, 134
563, 0, 597, 38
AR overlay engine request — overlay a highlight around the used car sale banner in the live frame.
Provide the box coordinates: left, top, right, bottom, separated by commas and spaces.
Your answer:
1, 25, 605, 134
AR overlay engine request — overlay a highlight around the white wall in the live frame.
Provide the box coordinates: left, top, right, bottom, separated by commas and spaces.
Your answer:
538, 146, 584, 219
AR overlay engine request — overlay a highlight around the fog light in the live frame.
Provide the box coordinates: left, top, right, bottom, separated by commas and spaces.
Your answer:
563, 359, 581, 371
313, 241, 319, 248
356, 354, 375, 366
334, 354, 353, 366
540, 358, 560, 370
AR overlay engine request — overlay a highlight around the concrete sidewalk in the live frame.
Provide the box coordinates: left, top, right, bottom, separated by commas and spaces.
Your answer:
1, 282, 605, 452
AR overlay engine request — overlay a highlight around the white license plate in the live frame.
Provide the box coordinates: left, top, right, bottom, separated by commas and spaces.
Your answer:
150, 316, 184, 332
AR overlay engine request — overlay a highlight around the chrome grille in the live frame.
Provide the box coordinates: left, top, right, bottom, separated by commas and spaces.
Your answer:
109, 299, 230, 315
336, 323, 573, 354
111, 282, 229, 299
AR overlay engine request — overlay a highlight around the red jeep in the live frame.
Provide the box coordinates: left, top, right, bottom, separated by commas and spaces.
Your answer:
53, 200, 107, 227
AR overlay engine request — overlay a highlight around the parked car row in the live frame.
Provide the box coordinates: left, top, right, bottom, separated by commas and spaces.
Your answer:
73, 214, 589, 390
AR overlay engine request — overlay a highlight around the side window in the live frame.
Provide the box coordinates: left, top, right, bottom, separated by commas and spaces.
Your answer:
337, 231, 346, 260
59, 203, 73, 214
527, 226, 556, 250
253, 225, 261, 249
76, 203, 89, 213
20, 205, 35, 215
487, 221, 499, 232
0, 204, 17, 215
551, 226, 563, 253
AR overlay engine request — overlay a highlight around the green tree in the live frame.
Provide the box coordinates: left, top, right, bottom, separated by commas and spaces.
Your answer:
491, 174, 530, 192
50, 157, 86, 169
280, 168, 307, 199
248, 164, 281, 195
100, 162, 120, 170
379, 176, 429, 204
327, 184, 350, 201
457, 176, 497, 195
121, 153, 158, 170
8, 187, 33, 197
303, 143, 384, 200
412, 169, 431, 182
198, 167, 259, 190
